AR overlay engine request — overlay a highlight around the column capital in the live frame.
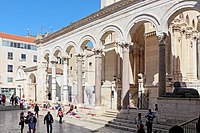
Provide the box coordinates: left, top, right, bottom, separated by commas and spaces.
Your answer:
50, 60, 57, 64
62, 56, 70, 63
93, 49, 103, 57
157, 32, 167, 45
117, 42, 133, 52
75, 53, 84, 61
50, 56, 57, 64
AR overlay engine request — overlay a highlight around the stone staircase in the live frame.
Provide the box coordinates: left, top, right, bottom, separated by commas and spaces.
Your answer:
88, 109, 173, 133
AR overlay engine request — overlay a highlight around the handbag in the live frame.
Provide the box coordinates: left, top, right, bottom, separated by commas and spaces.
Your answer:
19, 122, 22, 125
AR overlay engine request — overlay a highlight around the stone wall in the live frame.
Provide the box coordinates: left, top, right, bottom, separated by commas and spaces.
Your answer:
158, 97, 200, 124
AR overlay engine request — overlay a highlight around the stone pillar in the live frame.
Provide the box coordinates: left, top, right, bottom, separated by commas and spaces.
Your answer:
186, 29, 193, 80
191, 35, 198, 80
172, 24, 182, 81
120, 42, 131, 109
62, 56, 69, 102
158, 33, 167, 97
197, 37, 200, 79
76, 54, 84, 104
94, 49, 103, 106
37, 59, 48, 101
51, 60, 57, 102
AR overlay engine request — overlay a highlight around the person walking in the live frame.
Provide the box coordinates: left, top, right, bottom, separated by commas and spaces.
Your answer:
19, 112, 25, 133
145, 109, 155, 133
11, 94, 14, 105
135, 113, 143, 129
34, 104, 40, 118
28, 113, 37, 133
44, 111, 54, 133
57, 108, 64, 123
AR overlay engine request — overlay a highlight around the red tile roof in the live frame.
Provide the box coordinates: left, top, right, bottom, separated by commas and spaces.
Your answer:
0, 32, 35, 43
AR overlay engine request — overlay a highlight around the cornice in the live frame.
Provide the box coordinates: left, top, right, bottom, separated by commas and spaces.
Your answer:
145, 31, 156, 37
35, 0, 145, 44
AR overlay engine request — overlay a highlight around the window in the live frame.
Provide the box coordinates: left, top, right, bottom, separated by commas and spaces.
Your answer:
14, 42, 17, 48
20, 43, 25, 49
7, 65, 13, 72
2, 40, 10, 46
89, 62, 92, 66
21, 54, 26, 61
27, 45, 31, 50
10, 42, 14, 47
7, 77, 13, 83
33, 55, 37, 62
57, 57, 62, 64
8, 52, 13, 60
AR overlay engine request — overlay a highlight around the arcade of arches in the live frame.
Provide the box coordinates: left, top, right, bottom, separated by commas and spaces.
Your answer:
29, 0, 200, 110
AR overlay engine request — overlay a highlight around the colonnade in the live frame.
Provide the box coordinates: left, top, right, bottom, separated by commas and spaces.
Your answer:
46, 32, 167, 108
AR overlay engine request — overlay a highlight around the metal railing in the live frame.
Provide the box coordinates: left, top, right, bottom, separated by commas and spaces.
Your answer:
179, 117, 199, 133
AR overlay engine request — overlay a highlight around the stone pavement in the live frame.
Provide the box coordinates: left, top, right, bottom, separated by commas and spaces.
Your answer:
0, 102, 20, 111
0, 110, 133, 133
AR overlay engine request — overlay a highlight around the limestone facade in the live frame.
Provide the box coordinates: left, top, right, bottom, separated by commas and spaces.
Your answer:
34, 0, 200, 111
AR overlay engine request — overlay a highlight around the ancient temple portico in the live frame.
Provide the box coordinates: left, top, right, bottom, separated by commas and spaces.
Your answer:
34, 0, 200, 110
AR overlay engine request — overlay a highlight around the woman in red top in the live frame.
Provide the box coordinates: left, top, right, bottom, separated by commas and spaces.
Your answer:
57, 108, 63, 124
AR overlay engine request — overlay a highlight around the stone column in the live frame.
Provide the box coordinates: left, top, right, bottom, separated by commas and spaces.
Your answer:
51, 60, 57, 102
197, 37, 200, 79
191, 35, 198, 80
37, 59, 48, 101
62, 56, 69, 102
186, 29, 193, 80
120, 42, 131, 109
94, 49, 103, 106
158, 33, 167, 97
76, 54, 84, 104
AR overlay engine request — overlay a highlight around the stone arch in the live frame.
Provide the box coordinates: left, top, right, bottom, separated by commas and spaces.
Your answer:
79, 34, 97, 53
97, 24, 124, 48
29, 73, 36, 83
64, 41, 78, 55
52, 46, 63, 57
125, 14, 160, 42
161, 0, 200, 32
42, 50, 51, 62
28, 73, 37, 101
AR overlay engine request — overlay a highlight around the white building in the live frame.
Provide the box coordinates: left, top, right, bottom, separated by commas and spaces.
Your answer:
34, 0, 200, 114
0, 32, 37, 100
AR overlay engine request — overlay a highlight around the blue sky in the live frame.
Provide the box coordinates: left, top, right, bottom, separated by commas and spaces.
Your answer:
0, 0, 100, 36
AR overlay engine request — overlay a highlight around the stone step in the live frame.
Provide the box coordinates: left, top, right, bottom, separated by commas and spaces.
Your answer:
105, 123, 136, 132
106, 122, 169, 133
112, 118, 171, 130
101, 114, 117, 118
91, 116, 114, 123
104, 110, 119, 114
